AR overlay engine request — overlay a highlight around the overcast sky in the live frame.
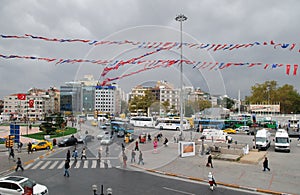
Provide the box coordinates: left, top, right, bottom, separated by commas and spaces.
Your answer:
0, 0, 299, 100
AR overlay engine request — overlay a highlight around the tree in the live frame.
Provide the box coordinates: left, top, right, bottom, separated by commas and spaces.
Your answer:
128, 91, 156, 116
246, 81, 300, 113
161, 100, 170, 115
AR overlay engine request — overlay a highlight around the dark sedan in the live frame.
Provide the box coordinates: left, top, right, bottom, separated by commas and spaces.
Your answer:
58, 137, 78, 147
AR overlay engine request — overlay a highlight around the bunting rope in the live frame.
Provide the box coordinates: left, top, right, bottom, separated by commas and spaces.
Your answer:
0, 53, 297, 76
1, 34, 299, 52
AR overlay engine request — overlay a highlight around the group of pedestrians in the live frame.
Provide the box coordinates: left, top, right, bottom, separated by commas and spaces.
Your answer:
130, 149, 144, 165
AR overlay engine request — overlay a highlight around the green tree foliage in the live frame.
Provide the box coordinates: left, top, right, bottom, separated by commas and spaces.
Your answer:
128, 91, 156, 115
245, 81, 300, 113
188, 99, 211, 113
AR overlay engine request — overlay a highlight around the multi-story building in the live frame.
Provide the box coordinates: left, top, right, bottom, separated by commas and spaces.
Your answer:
94, 84, 121, 115
3, 87, 60, 121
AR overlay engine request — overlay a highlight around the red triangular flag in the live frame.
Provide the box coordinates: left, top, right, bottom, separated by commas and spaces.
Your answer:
286, 64, 291, 75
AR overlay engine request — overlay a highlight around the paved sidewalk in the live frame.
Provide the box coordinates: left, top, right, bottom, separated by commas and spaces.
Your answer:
124, 131, 299, 195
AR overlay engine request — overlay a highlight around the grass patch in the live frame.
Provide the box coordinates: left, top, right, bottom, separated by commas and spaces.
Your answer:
23, 127, 77, 140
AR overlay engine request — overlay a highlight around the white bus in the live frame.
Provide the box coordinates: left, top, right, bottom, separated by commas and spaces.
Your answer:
129, 116, 155, 128
155, 118, 190, 131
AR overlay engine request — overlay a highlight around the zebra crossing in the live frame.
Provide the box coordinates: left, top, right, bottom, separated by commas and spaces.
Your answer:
24, 159, 113, 170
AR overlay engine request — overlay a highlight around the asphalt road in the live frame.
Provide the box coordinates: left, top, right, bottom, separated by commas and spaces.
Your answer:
11, 166, 261, 195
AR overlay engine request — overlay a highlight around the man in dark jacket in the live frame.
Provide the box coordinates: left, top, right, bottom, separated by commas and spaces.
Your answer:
15, 157, 24, 171
263, 157, 270, 171
64, 160, 70, 177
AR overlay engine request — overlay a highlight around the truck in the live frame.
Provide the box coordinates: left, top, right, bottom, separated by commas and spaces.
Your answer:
255, 128, 271, 150
274, 129, 291, 153
201, 129, 228, 143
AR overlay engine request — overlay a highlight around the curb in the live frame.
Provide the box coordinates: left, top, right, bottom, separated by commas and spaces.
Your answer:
130, 164, 294, 195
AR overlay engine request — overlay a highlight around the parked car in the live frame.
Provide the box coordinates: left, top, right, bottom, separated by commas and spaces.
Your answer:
100, 135, 112, 145
97, 131, 109, 140
31, 140, 52, 151
77, 135, 94, 143
0, 176, 49, 195
235, 126, 250, 132
223, 128, 236, 134
58, 136, 78, 147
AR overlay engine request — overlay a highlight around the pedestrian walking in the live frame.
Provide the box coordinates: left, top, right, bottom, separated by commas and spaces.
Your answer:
81, 147, 87, 160
121, 143, 125, 152
27, 142, 32, 154
122, 152, 127, 168
153, 138, 158, 153
106, 145, 109, 156
64, 160, 70, 177
206, 154, 213, 168
263, 157, 271, 171
98, 147, 102, 161
134, 140, 139, 151
131, 149, 136, 163
15, 157, 24, 171
208, 172, 217, 191
66, 150, 71, 162
138, 150, 144, 165
72, 148, 78, 161
9, 147, 15, 160
17, 142, 23, 153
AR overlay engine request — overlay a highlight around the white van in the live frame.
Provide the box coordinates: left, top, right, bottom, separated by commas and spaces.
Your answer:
274, 129, 291, 153
255, 129, 271, 150
201, 129, 227, 143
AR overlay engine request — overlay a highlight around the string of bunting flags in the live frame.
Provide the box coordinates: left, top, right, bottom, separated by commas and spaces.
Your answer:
0, 52, 297, 76
1, 34, 299, 52
0, 33, 299, 86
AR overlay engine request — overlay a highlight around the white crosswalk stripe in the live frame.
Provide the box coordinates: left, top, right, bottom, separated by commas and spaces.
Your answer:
40, 161, 51, 169
28, 159, 114, 170
49, 161, 59, 169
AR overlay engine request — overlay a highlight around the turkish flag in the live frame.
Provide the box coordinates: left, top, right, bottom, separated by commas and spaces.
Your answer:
28, 100, 34, 108
17, 94, 26, 100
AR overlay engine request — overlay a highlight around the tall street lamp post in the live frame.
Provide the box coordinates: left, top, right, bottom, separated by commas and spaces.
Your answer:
175, 14, 187, 135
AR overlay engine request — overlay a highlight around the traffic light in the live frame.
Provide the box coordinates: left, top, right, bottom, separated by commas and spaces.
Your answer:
5, 140, 14, 148
9, 140, 14, 147
5, 140, 10, 148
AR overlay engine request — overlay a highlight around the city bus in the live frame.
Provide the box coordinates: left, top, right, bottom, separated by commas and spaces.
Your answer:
258, 119, 278, 129
224, 119, 252, 129
129, 116, 155, 128
155, 118, 190, 131
194, 119, 225, 131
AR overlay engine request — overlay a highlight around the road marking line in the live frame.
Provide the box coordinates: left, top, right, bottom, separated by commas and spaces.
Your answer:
57, 161, 65, 169
31, 161, 43, 169
49, 161, 59, 169
107, 160, 112, 168
162, 187, 195, 195
83, 160, 88, 168
100, 160, 104, 168
74, 161, 81, 168
40, 161, 51, 169
24, 162, 34, 170
91, 160, 97, 168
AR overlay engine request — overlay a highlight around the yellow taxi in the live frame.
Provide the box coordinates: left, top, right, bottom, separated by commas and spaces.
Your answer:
223, 128, 237, 134
31, 140, 52, 151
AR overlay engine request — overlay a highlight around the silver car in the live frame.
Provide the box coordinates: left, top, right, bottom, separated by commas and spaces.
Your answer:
100, 135, 112, 145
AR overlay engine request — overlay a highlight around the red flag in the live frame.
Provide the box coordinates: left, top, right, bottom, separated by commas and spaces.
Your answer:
293, 64, 298, 75
286, 64, 291, 75
28, 100, 34, 108
17, 94, 26, 100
